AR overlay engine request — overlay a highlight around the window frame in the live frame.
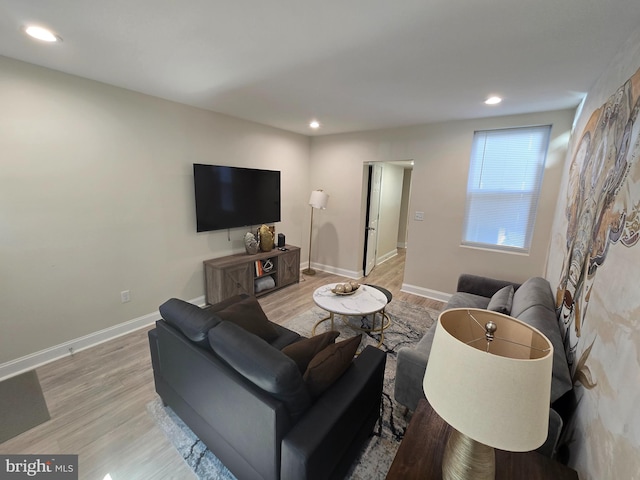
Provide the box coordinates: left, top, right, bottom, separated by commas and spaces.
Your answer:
461, 124, 552, 254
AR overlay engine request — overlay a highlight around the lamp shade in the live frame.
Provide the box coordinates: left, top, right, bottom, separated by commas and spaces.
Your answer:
423, 308, 553, 452
308, 190, 329, 209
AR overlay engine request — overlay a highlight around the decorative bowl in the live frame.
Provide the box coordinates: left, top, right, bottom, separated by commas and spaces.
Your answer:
331, 282, 361, 295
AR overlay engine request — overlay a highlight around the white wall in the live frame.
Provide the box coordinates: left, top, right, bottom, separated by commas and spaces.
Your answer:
310, 109, 575, 296
545, 26, 640, 480
376, 163, 404, 262
0, 56, 310, 367
398, 168, 412, 248
307, 137, 378, 277
0, 54, 575, 374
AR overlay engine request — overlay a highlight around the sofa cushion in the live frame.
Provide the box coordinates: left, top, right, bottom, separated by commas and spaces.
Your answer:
211, 295, 279, 342
303, 334, 362, 398
269, 323, 303, 350
498, 277, 572, 403
487, 285, 514, 314
208, 321, 311, 419
282, 331, 341, 373
516, 305, 573, 403
456, 274, 520, 298
510, 277, 556, 318
204, 293, 251, 313
159, 298, 221, 348
446, 292, 490, 310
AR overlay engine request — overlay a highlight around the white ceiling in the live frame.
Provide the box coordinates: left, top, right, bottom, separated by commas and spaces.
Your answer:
1, 0, 639, 136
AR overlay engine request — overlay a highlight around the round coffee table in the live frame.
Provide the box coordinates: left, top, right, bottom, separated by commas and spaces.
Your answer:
312, 283, 391, 347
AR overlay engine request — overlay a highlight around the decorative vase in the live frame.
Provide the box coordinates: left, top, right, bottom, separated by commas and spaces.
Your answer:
244, 232, 259, 255
259, 225, 274, 252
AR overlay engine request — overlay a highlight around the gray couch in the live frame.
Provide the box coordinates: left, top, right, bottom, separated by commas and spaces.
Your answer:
394, 274, 573, 457
148, 294, 387, 480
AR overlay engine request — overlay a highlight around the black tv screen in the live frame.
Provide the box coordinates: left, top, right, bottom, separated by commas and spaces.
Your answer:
193, 164, 281, 232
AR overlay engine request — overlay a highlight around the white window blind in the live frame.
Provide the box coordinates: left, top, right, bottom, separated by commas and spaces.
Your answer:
462, 125, 551, 253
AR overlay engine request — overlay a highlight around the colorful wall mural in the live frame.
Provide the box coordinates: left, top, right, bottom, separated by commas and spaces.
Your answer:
556, 66, 640, 368
546, 28, 640, 480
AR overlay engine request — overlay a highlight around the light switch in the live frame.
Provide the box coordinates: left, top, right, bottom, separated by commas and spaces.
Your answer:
414, 211, 425, 221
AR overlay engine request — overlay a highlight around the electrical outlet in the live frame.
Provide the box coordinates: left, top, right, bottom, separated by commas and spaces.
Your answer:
121, 290, 131, 303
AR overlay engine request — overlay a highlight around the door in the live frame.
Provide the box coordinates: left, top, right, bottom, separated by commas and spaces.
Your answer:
364, 164, 382, 276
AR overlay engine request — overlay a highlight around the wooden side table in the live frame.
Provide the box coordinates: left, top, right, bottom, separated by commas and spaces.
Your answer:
386, 398, 579, 480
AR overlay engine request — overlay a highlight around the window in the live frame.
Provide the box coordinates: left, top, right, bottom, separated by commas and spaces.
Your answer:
462, 125, 551, 253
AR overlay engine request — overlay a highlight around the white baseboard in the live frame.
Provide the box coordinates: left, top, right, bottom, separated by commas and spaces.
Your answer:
303, 250, 398, 280
401, 283, 452, 303
303, 263, 362, 280
0, 295, 206, 382
376, 249, 398, 265
302, 262, 454, 304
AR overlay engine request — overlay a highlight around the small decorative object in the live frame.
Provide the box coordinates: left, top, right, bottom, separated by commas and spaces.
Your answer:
244, 232, 259, 255
254, 275, 275, 293
331, 282, 360, 295
262, 259, 274, 272
259, 224, 274, 252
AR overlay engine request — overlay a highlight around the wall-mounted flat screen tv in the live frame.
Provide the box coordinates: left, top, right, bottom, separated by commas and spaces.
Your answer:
193, 164, 281, 232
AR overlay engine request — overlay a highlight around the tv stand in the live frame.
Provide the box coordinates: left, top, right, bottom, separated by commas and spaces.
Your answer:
204, 245, 300, 305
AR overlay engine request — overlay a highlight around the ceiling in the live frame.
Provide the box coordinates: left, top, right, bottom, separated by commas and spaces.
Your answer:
1, 0, 639, 136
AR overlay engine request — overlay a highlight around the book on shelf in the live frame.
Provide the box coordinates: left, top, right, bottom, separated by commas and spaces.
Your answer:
255, 260, 263, 276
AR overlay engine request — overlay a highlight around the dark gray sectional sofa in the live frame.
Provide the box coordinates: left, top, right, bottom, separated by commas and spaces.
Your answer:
148, 294, 386, 480
394, 274, 573, 458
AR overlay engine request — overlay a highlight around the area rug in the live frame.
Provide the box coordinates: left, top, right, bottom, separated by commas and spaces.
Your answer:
0, 370, 50, 443
147, 299, 440, 479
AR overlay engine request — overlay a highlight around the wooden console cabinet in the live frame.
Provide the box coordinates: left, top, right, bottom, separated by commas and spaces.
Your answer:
204, 245, 300, 305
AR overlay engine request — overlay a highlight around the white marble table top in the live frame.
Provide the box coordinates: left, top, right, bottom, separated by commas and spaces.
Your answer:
313, 283, 388, 316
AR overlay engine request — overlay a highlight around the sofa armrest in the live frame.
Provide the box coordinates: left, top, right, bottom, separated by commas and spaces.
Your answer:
456, 274, 520, 298
393, 326, 435, 411
148, 328, 159, 369
281, 346, 386, 480
153, 320, 291, 480
536, 408, 563, 458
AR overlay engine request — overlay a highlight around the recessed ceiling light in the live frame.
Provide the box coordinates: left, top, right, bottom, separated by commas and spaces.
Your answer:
23, 25, 62, 43
485, 96, 502, 105
309, 120, 320, 129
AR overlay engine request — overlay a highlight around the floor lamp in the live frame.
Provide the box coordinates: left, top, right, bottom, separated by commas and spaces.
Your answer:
302, 190, 329, 275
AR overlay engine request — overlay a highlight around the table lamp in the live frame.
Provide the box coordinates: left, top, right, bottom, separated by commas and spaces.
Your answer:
423, 308, 553, 480
302, 189, 329, 275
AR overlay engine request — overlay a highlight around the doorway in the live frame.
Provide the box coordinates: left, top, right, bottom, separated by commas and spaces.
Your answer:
362, 161, 413, 276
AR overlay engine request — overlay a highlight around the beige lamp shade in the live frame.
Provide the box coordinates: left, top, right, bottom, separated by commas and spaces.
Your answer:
423, 308, 553, 452
308, 190, 329, 209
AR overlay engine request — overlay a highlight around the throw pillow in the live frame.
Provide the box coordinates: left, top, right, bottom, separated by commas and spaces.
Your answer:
204, 294, 250, 313
303, 334, 362, 398
159, 298, 222, 347
212, 295, 279, 342
281, 331, 340, 373
487, 285, 515, 315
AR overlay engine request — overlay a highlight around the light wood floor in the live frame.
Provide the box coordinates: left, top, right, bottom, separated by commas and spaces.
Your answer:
0, 249, 444, 480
